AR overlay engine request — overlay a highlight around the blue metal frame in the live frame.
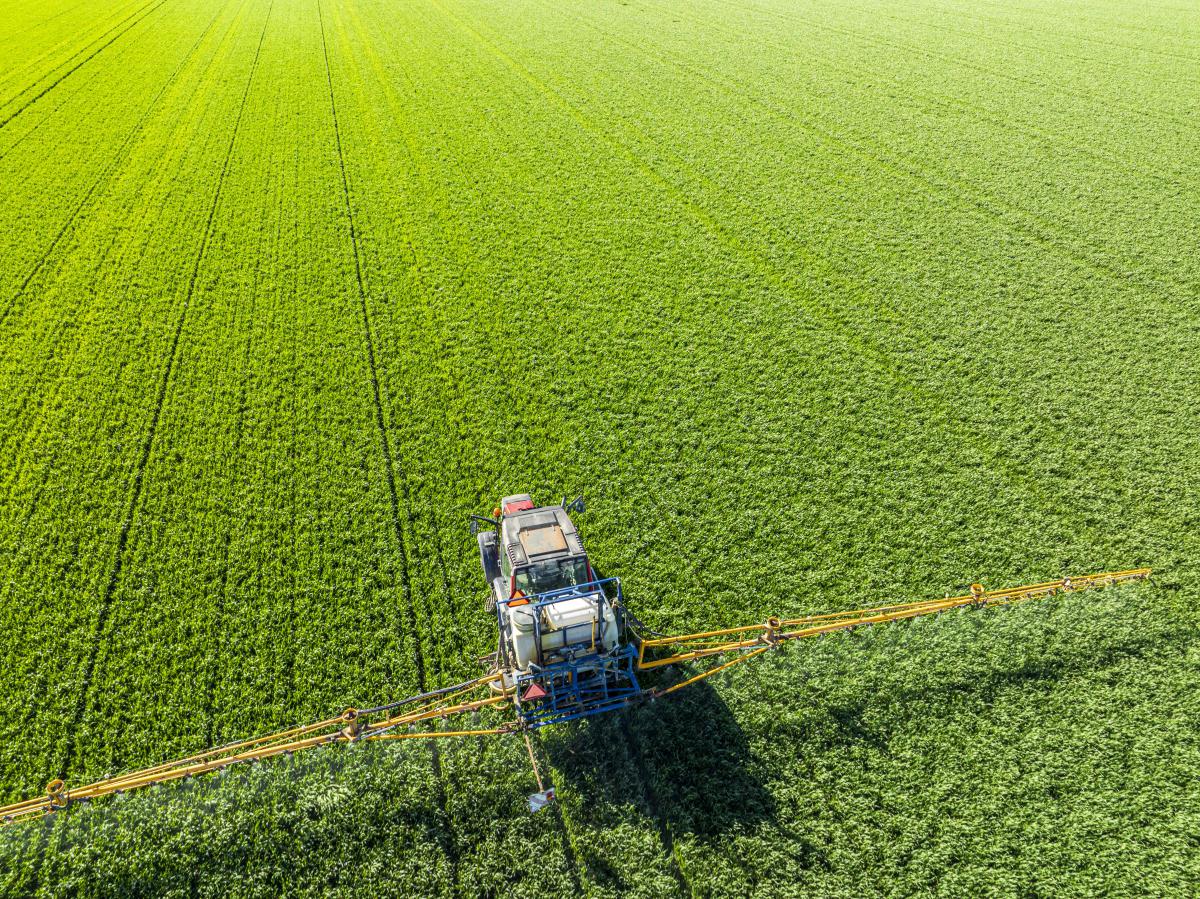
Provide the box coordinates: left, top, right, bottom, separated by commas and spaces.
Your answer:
498, 578, 644, 727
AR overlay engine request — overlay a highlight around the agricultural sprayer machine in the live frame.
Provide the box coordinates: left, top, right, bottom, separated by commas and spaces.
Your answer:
0, 493, 1151, 822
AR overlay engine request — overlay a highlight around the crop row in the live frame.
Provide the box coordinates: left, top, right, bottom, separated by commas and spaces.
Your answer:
0, 0, 164, 117
0, 0, 270, 810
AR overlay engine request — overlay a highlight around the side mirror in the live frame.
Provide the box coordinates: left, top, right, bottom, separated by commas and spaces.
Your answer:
567, 495, 585, 514
469, 514, 500, 535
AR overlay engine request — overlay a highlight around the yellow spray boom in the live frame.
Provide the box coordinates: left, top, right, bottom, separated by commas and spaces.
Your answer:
0, 560, 1151, 826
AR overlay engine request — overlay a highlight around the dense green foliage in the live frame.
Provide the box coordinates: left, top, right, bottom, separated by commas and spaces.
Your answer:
1, 0, 1198, 894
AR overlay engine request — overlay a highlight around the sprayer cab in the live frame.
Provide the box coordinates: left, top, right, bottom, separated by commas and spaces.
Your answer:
474, 494, 591, 605
470, 494, 641, 727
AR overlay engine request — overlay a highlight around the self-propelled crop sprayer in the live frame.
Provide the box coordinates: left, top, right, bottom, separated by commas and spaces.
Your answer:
0, 493, 1151, 823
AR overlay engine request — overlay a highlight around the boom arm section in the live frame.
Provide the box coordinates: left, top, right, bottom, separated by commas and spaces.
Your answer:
634, 568, 1152, 696
0, 674, 515, 826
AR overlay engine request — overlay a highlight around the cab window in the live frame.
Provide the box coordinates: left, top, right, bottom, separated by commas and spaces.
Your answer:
513, 557, 590, 595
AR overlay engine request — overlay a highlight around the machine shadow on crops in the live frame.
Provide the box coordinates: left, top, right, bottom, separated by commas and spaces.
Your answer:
515, 558, 773, 837
542, 675, 774, 839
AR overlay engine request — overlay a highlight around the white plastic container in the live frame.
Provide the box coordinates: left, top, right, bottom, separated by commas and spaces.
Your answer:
509, 595, 617, 671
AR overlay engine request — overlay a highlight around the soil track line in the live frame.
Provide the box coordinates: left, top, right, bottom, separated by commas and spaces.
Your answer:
331, 4, 587, 884
316, 0, 426, 703
338, 0, 480, 687
354, 7, 466, 590
0, 0, 233, 332
57, 0, 276, 784
328, 4, 573, 885
316, 0, 459, 878
0, 0, 173, 131
334, 3, 596, 884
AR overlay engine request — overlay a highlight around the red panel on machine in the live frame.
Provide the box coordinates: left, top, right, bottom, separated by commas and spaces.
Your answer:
504, 499, 535, 514
520, 683, 547, 702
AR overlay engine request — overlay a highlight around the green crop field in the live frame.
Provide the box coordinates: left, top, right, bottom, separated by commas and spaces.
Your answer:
1, 0, 1199, 894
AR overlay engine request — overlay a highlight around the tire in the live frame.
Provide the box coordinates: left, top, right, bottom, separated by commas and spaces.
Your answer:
477, 531, 500, 582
